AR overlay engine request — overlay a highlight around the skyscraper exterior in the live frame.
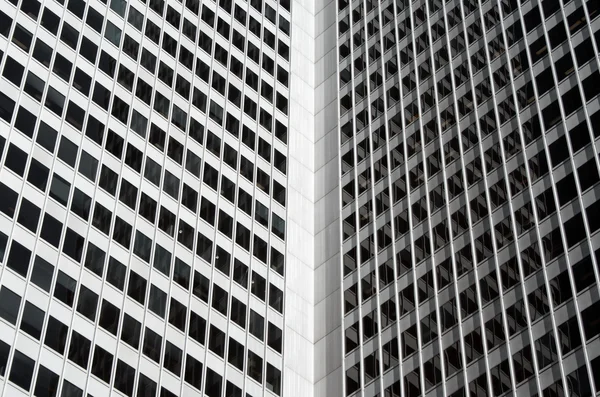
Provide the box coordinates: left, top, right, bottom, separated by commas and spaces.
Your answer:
0, 0, 290, 395
1, 0, 600, 396
336, 0, 600, 396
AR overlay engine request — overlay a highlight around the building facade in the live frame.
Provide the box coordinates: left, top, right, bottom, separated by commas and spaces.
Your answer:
337, 0, 600, 396
0, 0, 290, 395
1, 0, 600, 396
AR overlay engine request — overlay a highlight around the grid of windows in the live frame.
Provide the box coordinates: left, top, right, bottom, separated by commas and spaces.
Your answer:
337, 0, 600, 396
0, 0, 290, 395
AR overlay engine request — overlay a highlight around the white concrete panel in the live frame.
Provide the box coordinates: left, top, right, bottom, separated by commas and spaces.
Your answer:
314, 254, 341, 303
287, 188, 315, 235
314, 220, 341, 265
314, 289, 342, 340
314, 327, 343, 380
314, 367, 343, 397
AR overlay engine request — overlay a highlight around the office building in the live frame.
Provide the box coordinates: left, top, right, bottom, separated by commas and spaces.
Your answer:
336, 0, 600, 396
1, 0, 600, 396
0, 0, 290, 395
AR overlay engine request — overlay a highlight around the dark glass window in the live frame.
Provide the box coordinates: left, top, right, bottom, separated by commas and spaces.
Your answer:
17, 198, 40, 234
209, 325, 225, 357
250, 309, 265, 343
10, 351, 35, 391
54, 271, 76, 307
34, 365, 59, 397
163, 342, 182, 376
68, 331, 91, 369
0, 287, 21, 324
121, 314, 141, 349
7, 240, 32, 278
128, 271, 147, 305
5, 143, 27, 176
40, 213, 62, 248
44, 316, 68, 354
99, 299, 119, 335
169, 298, 186, 332
107, 257, 126, 291
85, 242, 106, 277
30, 256, 54, 292
15, 106, 36, 137
228, 337, 244, 370
4, 56, 25, 86
143, 327, 162, 362
174, 258, 190, 289
91, 345, 113, 383
188, 311, 206, 345
185, 354, 203, 390
148, 285, 167, 318
114, 360, 135, 396
20, 301, 44, 339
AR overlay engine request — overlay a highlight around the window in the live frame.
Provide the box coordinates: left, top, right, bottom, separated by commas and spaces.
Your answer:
269, 284, 283, 313
24, 71, 44, 101
163, 171, 180, 199
268, 322, 282, 353
61, 381, 83, 396
228, 337, 244, 370
169, 298, 186, 332
107, 257, 126, 291
174, 258, 190, 289
68, 331, 91, 369
7, 240, 31, 282
212, 285, 228, 315
44, 316, 68, 354
249, 310, 264, 341
113, 217, 133, 249
0, 287, 21, 324
145, 157, 162, 186
209, 325, 226, 357
76, 285, 99, 321
121, 314, 141, 349
10, 351, 35, 391
230, 296, 246, 329
185, 354, 203, 390
17, 198, 40, 234
37, 121, 58, 152
114, 360, 135, 396
247, 351, 263, 384
193, 271, 210, 302
34, 366, 59, 397
149, 285, 167, 318
15, 106, 36, 137
54, 271, 76, 307
266, 363, 282, 395
5, 143, 27, 176
49, 173, 70, 205
20, 301, 44, 339
189, 311, 206, 344
163, 342, 182, 376
128, 270, 147, 305
119, 179, 138, 209
143, 327, 162, 362
153, 244, 171, 277
134, 231, 152, 262
99, 299, 120, 335
205, 368, 222, 397
58, 137, 78, 168
130, 110, 148, 137
91, 346, 113, 383
79, 151, 98, 182
30, 256, 54, 292
138, 374, 157, 397
4, 57, 25, 87
0, 339, 8, 376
